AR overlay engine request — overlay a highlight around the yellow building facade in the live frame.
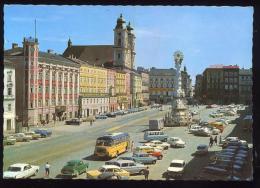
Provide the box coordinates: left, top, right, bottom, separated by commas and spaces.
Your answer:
80, 65, 108, 96
115, 71, 128, 110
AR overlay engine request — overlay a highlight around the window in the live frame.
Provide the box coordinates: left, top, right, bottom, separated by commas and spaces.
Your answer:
8, 88, 12, 95
8, 104, 11, 111
7, 74, 12, 82
118, 38, 121, 46
225, 85, 228, 90
118, 53, 121, 59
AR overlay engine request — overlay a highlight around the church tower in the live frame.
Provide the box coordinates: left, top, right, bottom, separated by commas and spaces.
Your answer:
113, 14, 135, 69
126, 22, 136, 69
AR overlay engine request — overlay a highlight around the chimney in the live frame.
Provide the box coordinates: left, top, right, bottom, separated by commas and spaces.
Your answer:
47, 49, 53, 53
12, 43, 18, 49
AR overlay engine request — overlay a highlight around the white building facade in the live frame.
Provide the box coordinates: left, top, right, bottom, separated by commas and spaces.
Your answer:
4, 61, 16, 132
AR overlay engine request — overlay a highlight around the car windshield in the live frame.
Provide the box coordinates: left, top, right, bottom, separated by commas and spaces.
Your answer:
66, 162, 77, 166
96, 139, 112, 146
8, 167, 21, 172
170, 163, 183, 167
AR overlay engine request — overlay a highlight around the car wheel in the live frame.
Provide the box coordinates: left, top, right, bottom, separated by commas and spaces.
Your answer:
165, 146, 169, 150
139, 170, 145, 175
152, 160, 156, 164
163, 138, 167, 142
158, 155, 163, 160
34, 169, 39, 176
75, 172, 79, 177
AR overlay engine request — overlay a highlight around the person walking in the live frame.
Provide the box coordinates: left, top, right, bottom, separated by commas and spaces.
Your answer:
45, 162, 50, 177
209, 136, 213, 147
214, 136, 218, 146
90, 120, 93, 126
143, 166, 149, 180
131, 141, 134, 152
219, 135, 222, 145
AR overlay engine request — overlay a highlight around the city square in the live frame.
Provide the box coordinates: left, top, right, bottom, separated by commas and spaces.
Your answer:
3, 5, 253, 181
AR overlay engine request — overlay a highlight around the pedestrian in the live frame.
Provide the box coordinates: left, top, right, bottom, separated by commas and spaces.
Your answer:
131, 141, 134, 152
144, 166, 149, 180
214, 136, 218, 146
45, 162, 50, 177
90, 120, 93, 126
209, 136, 213, 147
219, 135, 222, 145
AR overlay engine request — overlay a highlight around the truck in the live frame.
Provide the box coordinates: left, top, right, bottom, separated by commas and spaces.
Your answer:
149, 118, 164, 130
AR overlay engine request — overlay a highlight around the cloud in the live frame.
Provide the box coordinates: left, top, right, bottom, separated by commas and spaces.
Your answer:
134, 28, 173, 39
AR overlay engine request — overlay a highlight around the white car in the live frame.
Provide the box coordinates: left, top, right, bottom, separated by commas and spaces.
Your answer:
3, 163, 40, 179
189, 125, 202, 134
166, 160, 185, 179
168, 137, 186, 148
212, 128, 221, 135
144, 140, 170, 150
13, 133, 32, 142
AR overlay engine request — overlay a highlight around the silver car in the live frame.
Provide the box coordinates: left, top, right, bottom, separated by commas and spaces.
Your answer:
105, 160, 146, 175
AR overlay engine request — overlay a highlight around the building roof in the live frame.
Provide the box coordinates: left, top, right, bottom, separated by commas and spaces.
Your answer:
4, 47, 80, 67
63, 45, 114, 66
149, 68, 176, 76
239, 68, 252, 75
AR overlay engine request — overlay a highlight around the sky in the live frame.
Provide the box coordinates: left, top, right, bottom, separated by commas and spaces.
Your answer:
4, 5, 253, 84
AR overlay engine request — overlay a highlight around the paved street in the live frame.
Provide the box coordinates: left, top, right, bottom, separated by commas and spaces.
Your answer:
3, 105, 252, 180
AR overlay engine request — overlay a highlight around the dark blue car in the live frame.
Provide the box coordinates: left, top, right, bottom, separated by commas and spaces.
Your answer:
34, 129, 52, 137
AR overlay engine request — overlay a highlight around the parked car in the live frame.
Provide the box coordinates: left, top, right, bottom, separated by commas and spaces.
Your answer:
97, 172, 122, 180
144, 131, 168, 142
81, 116, 96, 122
65, 118, 81, 125
144, 140, 170, 150
95, 115, 108, 119
209, 112, 224, 118
34, 129, 52, 138
3, 135, 16, 145
211, 128, 221, 135
166, 160, 185, 179
106, 112, 117, 118
116, 156, 136, 162
195, 144, 209, 155
86, 165, 130, 180
191, 110, 198, 115
132, 152, 157, 164
24, 131, 41, 140
13, 133, 31, 142
194, 128, 212, 136
61, 160, 89, 177
135, 145, 163, 160
189, 125, 202, 134
105, 160, 147, 175
167, 137, 186, 148
3, 163, 40, 179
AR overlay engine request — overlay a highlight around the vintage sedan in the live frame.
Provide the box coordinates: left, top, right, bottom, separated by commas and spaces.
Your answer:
145, 140, 170, 150
34, 129, 52, 137
166, 160, 186, 179
167, 137, 186, 148
65, 118, 81, 125
24, 131, 41, 140
3, 163, 40, 179
195, 144, 209, 155
95, 115, 108, 119
61, 160, 89, 177
132, 152, 157, 164
3, 136, 16, 145
13, 133, 31, 142
86, 165, 130, 180
105, 160, 147, 175
134, 145, 164, 160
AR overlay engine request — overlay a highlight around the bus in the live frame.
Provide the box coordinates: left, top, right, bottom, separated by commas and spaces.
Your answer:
94, 132, 130, 159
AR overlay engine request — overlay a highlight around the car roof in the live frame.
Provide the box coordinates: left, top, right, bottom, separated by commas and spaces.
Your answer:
171, 159, 185, 163
10, 163, 29, 168
101, 165, 121, 169
150, 140, 161, 142
133, 152, 148, 155
116, 160, 135, 163
67, 160, 81, 164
